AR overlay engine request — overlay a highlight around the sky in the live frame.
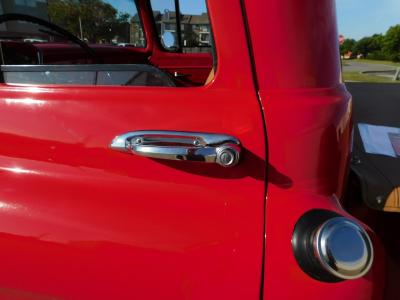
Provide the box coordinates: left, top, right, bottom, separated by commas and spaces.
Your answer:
107, 0, 400, 42
105, 0, 206, 17
150, 0, 206, 14
337, 0, 400, 40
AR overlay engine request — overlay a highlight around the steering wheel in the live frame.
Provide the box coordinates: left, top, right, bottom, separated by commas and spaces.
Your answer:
0, 13, 101, 63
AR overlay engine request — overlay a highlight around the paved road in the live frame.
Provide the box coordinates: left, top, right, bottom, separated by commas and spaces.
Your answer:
343, 60, 397, 73
347, 83, 400, 127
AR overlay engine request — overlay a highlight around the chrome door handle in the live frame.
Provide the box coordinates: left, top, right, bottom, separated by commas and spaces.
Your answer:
110, 131, 242, 167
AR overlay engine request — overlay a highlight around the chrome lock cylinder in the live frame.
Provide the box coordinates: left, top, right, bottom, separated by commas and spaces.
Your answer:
216, 143, 241, 167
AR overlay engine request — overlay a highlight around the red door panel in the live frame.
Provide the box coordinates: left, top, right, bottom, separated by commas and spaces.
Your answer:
0, 2, 265, 299
0, 84, 265, 299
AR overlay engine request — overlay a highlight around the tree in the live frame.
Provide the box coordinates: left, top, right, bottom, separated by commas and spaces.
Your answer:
340, 38, 356, 56
354, 34, 384, 59
339, 24, 400, 62
48, 0, 131, 43
383, 25, 400, 62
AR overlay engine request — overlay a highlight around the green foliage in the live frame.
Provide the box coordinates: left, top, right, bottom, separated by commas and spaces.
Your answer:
353, 34, 383, 58
340, 38, 356, 55
382, 25, 400, 62
342, 24, 400, 62
48, 0, 131, 43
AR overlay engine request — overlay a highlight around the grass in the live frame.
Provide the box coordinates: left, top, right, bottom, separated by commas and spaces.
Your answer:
343, 71, 400, 83
342, 59, 400, 83
356, 59, 400, 67
343, 59, 400, 68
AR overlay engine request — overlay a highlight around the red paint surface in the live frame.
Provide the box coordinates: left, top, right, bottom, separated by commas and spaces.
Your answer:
244, 0, 385, 299
0, 1, 265, 299
150, 50, 213, 86
0, 0, 385, 299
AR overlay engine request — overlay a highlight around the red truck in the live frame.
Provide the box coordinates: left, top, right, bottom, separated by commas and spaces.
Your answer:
0, 0, 387, 299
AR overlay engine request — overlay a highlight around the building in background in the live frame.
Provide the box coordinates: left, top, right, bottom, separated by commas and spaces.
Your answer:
130, 13, 146, 47
130, 10, 211, 51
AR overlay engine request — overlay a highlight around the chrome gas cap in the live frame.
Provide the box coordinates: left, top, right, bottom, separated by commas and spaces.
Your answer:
313, 217, 373, 280
292, 210, 374, 282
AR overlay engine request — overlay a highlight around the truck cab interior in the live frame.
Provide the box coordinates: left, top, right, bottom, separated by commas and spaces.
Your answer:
0, 0, 215, 87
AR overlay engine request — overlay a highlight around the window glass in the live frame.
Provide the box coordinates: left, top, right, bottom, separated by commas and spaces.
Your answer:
0, 0, 213, 87
0, 0, 145, 47
180, 0, 211, 53
150, 0, 212, 53
150, 0, 179, 50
